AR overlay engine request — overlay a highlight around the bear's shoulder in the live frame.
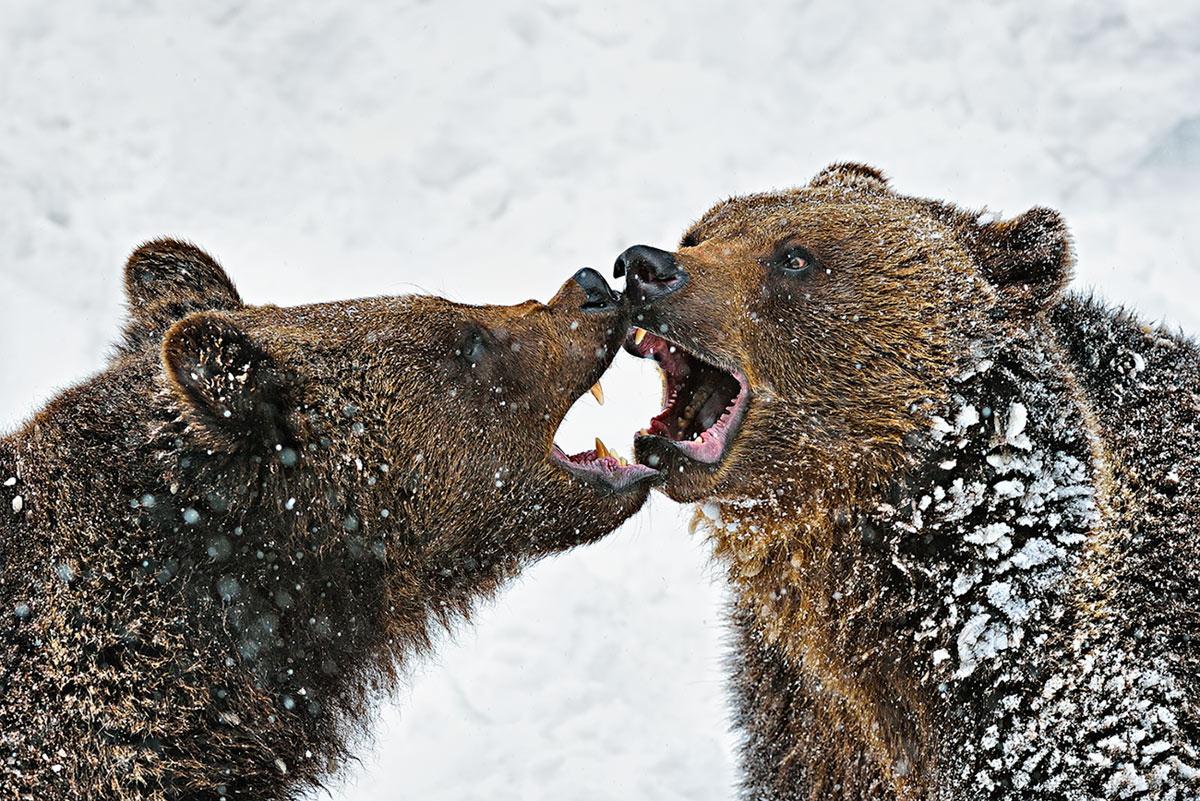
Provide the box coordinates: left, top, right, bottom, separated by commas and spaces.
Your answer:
1051, 292, 1200, 469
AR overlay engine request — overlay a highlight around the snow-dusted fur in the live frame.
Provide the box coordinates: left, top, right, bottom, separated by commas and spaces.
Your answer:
632, 165, 1200, 799
702, 294, 1200, 799
0, 241, 651, 800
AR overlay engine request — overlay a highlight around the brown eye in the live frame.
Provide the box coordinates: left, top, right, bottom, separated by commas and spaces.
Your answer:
774, 245, 817, 277
456, 326, 490, 367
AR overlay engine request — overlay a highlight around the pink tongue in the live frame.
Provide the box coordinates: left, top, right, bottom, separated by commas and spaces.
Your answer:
682, 429, 726, 462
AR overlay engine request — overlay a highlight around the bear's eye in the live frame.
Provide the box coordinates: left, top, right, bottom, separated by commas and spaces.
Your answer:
455, 327, 490, 367
771, 245, 818, 277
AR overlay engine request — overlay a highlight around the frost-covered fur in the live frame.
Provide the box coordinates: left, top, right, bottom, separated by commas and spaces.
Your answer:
708, 298, 1200, 799
625, 164, 1200, 799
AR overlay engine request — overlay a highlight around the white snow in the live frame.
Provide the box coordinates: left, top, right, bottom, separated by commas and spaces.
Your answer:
2, 2, 1199, 799
1003, 402, 1033, 451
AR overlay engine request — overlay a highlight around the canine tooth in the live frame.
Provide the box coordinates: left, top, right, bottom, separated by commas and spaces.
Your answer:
594, 437, 611, 460
633, 328, 647, 345
589, 381, 605, 405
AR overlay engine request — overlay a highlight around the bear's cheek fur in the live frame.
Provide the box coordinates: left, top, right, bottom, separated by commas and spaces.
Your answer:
355, 301, 651, 551
287, 339, 621, 554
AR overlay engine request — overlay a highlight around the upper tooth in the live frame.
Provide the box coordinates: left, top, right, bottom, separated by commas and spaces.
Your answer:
589, 381, 605, 405
633, 328, 647, 345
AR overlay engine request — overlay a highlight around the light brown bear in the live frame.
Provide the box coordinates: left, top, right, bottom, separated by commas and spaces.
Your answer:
0, 240, 657, 800
615, 164, 1200, 800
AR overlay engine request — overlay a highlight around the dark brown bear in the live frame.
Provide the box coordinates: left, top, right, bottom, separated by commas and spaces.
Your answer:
0, 240, 657, 800
616, 164, 1200, 800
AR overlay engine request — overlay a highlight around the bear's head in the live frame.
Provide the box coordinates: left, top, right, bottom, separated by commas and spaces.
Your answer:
121, 240, 658, 570
616, 163, 1074, 504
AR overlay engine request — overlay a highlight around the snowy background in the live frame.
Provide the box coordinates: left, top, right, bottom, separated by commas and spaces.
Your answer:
2, 2, 1198, 798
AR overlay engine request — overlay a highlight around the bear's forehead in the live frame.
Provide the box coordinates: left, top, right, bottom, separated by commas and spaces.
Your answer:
684, 189, 951, 249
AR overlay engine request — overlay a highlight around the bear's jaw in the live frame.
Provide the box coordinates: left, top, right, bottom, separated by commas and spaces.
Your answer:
547, 377, 660, 491
550, 443, 659, 491
623, 326, 749, 469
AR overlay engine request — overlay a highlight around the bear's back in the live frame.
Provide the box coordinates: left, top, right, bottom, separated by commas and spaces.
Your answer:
1, 436, 26, 611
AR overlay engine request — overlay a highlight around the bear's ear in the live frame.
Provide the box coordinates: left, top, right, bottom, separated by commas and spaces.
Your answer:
121, 239, 244, 354
807, 162, 891, 194
967, 207, 1074, 313
162, 312, 292, 451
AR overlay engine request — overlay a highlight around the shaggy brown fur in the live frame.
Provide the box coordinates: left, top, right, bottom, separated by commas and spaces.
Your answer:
0, 240, 656, 799
618, 164, 1200, 799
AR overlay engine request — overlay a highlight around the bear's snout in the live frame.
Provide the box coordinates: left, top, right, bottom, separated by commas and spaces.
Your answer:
571, 267, 620, 312
614, 245, 684, 304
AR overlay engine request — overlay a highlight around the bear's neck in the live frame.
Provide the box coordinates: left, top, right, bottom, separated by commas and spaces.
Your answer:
700, 319, 1103, 786
158, 444, 517, 691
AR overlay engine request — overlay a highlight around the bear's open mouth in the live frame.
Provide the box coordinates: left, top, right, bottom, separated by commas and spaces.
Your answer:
550, 374, 660, 491
624, 328, 748, 465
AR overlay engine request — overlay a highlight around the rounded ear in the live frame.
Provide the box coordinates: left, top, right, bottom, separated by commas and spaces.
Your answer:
121, 239, 244, 354
807, 162, 891, 194
966, 207, 1074, 313
162, 313, 291, 451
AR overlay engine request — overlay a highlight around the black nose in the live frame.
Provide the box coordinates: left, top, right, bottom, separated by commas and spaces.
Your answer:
614, 245, 685, 304
572, 267, 619, 311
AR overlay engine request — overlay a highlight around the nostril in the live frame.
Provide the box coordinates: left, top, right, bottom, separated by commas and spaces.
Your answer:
615, 245, 686, 303
613, 252, 629, 279
571, 267, 619, 311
